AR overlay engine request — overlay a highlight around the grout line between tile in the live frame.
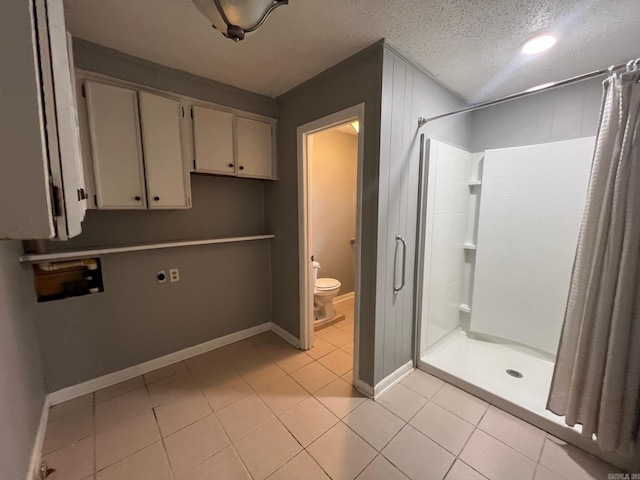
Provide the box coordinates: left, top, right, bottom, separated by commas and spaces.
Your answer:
458, 421, 478, 459
230, 441, 255, 480
148, 401, 174, 479
164, 411, 235, 480
143, 368, 184, 387
429, 394, 489, 427
93, 434, 161, 476
458, 458, 489, 480
352, 447, 379, 479
536, 434, 549, 464
305, 448, 334, 480
468, 417, 540, 470
93, 382, 173, 478
92, 393, 96, 476
410, 402, 473, 458
46, 330, 619, 480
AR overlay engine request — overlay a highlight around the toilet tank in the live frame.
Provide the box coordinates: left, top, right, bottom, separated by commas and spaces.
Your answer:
312, 261, 320, 287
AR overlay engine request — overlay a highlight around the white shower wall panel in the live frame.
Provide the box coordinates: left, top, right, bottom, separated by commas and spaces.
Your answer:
429, 212, 467, 292
421, 140, 473, 351
433, 143, 472, 214
470, 137, 595, 355
426, 281, 463, 349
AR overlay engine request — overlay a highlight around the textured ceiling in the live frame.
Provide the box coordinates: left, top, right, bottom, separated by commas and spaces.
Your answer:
63, 0, 640, 102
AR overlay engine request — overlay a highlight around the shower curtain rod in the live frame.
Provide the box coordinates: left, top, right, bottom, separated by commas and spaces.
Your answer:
417, 59, 637, 127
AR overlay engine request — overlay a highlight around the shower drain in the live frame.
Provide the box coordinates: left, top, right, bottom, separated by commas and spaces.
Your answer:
506, 369, 524, 379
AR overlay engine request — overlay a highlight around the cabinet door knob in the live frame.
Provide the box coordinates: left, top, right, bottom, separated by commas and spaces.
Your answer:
228, 163, 234, 168
134, 196, 141, 201
239, 166, 244, 171
153, 196, 160, 201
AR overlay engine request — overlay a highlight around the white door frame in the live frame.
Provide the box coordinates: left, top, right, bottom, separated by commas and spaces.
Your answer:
297, 103, 365, 382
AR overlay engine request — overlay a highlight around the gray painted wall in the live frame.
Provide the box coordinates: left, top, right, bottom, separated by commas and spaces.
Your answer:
469, 77, 602, 151
0, 241, 45, 480
34, 42, 276, 391
374, 47, 469, 385
73, 39, 277, 118
311, 129, 357, 295
38, 175, 272, 392
37, 240, 272, 391
268, 42, 384, 387
269, 41, 469, 387
45, 175, 267, 250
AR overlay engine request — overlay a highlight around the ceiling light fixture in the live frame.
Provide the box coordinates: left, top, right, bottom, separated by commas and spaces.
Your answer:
192, 0, 288, 42
351, 121, 359, 134
522, 34, 557, 55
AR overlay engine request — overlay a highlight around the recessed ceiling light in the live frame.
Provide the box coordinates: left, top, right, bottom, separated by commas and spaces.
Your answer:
522, 34, 557, 55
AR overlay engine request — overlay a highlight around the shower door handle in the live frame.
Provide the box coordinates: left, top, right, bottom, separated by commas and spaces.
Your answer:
394, 235, 407, 293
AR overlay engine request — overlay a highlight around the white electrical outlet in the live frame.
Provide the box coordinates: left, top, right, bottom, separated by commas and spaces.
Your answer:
156, 270, 167, 284
169, 268, 180, 282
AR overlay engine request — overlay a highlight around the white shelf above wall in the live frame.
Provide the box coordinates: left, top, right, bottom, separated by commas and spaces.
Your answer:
459, 304, 472, 314
467, 180, 482, 187
463, 243, 477, 251
19, 234, 275, 263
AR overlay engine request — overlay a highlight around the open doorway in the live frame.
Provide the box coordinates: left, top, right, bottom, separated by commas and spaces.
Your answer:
297, 104, 364, 383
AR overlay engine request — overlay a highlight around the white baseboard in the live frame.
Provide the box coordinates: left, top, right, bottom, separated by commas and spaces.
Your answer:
269, 322, 300, 348
352, 361, 414, 399
35, 322, 300, 479
47, 322, 272, 406
26, 397, 50, 480
353, 378, 374, 398
373, 360, 414, 399
334, 292, 355, 303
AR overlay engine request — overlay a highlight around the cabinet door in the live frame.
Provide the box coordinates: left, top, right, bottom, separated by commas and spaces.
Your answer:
85, 82, 146, 209
139, 92, 191, 209
192, 106, 235, 175
36, 2, 87, 238
0, 0, 84, 239
236, 117, 273, 179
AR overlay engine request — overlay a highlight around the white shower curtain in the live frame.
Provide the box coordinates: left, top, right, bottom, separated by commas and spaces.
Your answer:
547, 66, 640, 454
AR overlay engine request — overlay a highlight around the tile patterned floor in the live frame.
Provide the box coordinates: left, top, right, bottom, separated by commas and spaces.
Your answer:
43, 299, 618, 480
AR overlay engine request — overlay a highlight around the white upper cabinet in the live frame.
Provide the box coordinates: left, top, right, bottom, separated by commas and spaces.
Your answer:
84, 83, 191, 210
79, 74, 275, 209
236, 117, 274, 179
192, 106, 235, 175
192, 106, 275, 180
85, 82, 146, 209
0, 0, 86, 239
139, 92, 191, 209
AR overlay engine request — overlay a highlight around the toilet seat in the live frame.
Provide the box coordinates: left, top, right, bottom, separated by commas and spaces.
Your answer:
313, 277, 341, 322
316, 278, 340, 291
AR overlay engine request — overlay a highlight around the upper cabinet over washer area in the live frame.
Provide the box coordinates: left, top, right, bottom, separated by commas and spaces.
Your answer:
84, 82, 191, 210
77, 72, 277, 210
192, 106, 275, 180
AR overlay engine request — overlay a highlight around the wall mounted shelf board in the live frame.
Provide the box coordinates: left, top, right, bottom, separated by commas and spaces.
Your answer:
19, 234, 275, 263
458, 304, 472, 313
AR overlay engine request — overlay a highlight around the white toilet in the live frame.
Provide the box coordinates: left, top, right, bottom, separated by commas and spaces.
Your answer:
312, 261, 341, 322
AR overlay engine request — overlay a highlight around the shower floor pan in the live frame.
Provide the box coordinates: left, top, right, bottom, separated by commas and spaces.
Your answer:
420, 328, 578, 430
418, 326, 640, 472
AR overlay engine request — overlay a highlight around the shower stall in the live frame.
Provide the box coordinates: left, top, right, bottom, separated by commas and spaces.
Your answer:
415, 75, 604, 441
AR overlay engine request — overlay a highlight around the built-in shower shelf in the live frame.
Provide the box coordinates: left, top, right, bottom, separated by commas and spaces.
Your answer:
463, 243, 477, 251
458, 304, 472, 313
467, 180, 482, 187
